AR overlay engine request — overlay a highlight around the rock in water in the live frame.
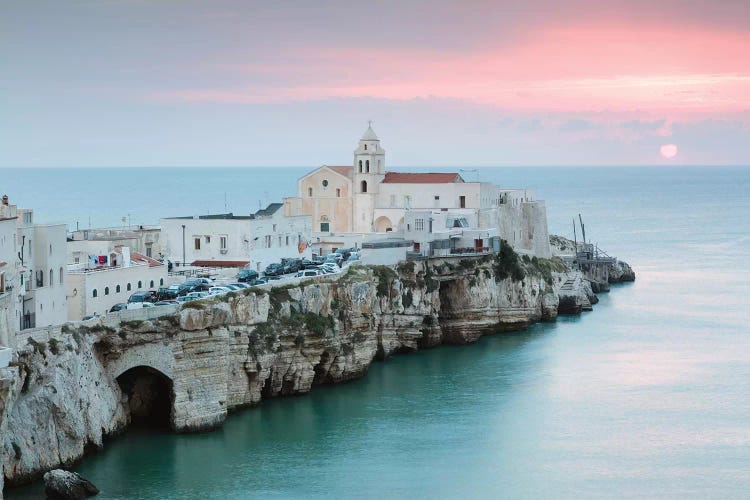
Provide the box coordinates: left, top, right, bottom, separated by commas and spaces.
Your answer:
43, 469, 99, 499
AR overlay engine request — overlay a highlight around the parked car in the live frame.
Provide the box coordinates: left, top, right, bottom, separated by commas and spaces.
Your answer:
126, 302, 154, 310
208, 286, 232, 296
236, 269, 259, 282
347, 252, 361, 262
128, 291, 157, 303
156, 286, 180, 301
325, 254, 343, 266
319, 264, 339, 275
248, 277, 269, 286
228, 282, 250, 289
281, 258, 303, 274
186, 291, 209, 299
176, 295, 196, 303
82, 313, 99, 321
182, 280, 210, 293
153, 300, 177, 306
264, 263, 285, 276
222, 284, 243, 291
295, 269, 322, 278
109, 303, 128, 312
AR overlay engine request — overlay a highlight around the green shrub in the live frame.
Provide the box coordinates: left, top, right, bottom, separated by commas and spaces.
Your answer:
402, 289, 414, 308
493, 239, 525, 282
182, 301, 205, 310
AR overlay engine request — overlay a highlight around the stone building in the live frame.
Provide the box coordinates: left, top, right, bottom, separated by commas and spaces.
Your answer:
283, 125, 551, 258
161, 203, 312, 273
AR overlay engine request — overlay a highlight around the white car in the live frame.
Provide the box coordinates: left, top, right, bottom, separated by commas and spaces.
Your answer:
295, 269, 322, 278
186, 291, 209, 299
208, 286, 232, 296
319, 264, 339, 274
126, 302, 155, 310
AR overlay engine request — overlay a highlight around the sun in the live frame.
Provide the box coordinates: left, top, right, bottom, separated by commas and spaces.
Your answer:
660, 144, 678, 159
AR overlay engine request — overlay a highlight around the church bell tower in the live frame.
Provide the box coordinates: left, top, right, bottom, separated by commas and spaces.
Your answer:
352, 122, 385, 232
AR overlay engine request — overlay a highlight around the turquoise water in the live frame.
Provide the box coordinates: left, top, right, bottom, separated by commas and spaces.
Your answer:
4, 166, 750, 498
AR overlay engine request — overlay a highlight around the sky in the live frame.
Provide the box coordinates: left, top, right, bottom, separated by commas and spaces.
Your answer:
1, 0, 749, 167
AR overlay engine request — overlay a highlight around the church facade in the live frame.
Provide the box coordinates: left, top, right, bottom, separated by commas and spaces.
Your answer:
283, 125, 551, 258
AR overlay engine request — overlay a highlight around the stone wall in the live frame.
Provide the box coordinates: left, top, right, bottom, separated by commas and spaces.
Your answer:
1, 250, 625, 491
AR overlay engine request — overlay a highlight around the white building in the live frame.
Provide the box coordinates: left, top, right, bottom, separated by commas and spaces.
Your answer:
70, 225, 163, 260
66, 238, 169, 320
0, 197, 19, 347
161, 203, 312, 273
284, 125, 551, 258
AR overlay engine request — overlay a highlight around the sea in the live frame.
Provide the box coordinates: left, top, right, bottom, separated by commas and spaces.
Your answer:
3, 166, 749, 499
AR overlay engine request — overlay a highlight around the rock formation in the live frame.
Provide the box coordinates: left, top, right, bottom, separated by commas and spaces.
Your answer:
43, 469, 99, 499
0, 244, 633, 493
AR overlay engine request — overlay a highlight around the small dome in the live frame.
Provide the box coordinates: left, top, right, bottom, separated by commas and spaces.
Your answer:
361, 123, 379, 141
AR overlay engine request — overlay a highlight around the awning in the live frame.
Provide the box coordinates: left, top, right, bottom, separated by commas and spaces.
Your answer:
191, 260, 249, 268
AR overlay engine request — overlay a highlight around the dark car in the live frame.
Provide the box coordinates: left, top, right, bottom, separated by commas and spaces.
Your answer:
109, 303, 128, 312
264, 263, 285, 276
182, 281, 210, 293
156, 287, 180, 301
154, 300, 177, 306
249, 277, 269, 286
236, 269, 260, 282
281, 258, 303, 274
299, 259, 319, 269
128, 291, 157, 303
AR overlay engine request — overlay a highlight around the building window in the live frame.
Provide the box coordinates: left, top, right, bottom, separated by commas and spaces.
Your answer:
205, 236, 211, 244
320, 222, 330, 232
364, 144, 367, 151
116, 285, 121, 293
59, 267, 63, 284
366, 160, 370, 173
75, 257, 80, 264
278, 235, 282, 247
49, 244, 52, 255
49, 269, 53, 286
285, 235, 290, 246
264, 235, 272, 248
160, 278, 164, 286
105, 287, 110, 295
93, 289, 98, 298
336, 188, 341, 197
194, 238, 201, 250
127, 283, 132, 291
361, 180, 367, 193
358, 160, 363, 173
459, 195, 466, 208
273, 224, 277, 232
378, 160, 381, 170
220, 235, 227, 250
308, 187, 313, 197
145, 244, 152, 257
415, 219, 425, 231
322, 179, 328, 187
138, 280, 142, 289
150, 280, 154, 288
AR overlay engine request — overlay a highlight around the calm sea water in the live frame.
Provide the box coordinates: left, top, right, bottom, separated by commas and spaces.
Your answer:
4, 166, 750, 499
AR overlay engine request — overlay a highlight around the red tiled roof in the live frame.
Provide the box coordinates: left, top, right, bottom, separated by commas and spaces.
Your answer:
131, 252, 165, 268
382, 172, 464, 184
326, 165, 354, 178
191, 260, 249, 268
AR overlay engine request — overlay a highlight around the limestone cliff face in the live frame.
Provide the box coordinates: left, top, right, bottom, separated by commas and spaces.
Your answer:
1, 253, 600, 490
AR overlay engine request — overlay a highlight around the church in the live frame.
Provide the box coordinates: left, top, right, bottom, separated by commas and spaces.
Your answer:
283, 124, 551, 258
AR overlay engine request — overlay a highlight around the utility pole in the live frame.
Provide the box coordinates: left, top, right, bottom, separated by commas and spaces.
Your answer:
181, 224, 186, 267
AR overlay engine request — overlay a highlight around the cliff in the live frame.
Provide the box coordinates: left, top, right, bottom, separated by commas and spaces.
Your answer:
1, 247, 620, 492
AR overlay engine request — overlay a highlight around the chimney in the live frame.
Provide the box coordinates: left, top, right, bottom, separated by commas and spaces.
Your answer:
2, 195, 8, 206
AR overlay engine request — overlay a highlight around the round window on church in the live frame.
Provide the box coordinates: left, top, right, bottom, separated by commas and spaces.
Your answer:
322, 179, 329, 187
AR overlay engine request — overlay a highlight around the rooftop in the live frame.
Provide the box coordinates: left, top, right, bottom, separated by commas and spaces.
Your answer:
382, 172, 464, 184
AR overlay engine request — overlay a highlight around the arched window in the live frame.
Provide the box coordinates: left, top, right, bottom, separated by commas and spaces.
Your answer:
92, 289, 98, 298
59, 267, 63, 284
366, 160, 370, 173
336, 188, 341, 197
308, 187, 313, 197
49, 269, 53, 286
105, 287, 110, 295
364, 144, 367, 150
160, 278, 164, 286
150, 280, 154, 288
358, 160, 363, 173
116, 284, 121, 293
361, 180, 368, 193
138, 281, 142, 289
127, 283, 132, 291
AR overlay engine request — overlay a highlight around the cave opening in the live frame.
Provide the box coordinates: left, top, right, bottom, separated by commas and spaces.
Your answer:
116, 366, 174, 429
